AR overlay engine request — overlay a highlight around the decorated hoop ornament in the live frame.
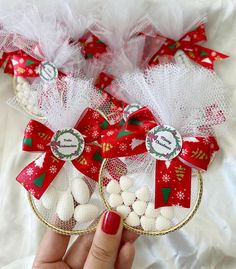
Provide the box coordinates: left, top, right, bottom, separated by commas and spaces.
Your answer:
98, 105, 219, 235
99, 160, 203, 236
17, 108, 109, 234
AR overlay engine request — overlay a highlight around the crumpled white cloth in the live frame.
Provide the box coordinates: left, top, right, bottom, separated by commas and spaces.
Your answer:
1, 0, 236, 268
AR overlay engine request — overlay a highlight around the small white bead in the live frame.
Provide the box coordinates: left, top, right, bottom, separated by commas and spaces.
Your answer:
145, 202, 160, 218
135, 186, 150, 202
17, 92, 24, 100
22, 82, 30, 91
109, 193, 123, 208
116, 205, 131, 219
132, 200, 147, 216
121, 191, 136, 206
106, 180, 121, 194
155, 216, 172, 231
160, 207, 174, 220
17, 77, 26, 84
126, 212, 140, 227
21, 98, 28, 105
140, 216, 155, 231
120, 175, 133, 191
23, 89, 30, 98
27, 104, 33, 112
16, 84, 23, 92
74, 204, 99, 223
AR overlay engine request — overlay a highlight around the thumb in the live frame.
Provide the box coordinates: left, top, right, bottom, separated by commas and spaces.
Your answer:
84, 210, 122, 269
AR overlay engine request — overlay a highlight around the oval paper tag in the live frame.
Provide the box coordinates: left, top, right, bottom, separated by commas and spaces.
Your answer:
123, 104, 143, 121
50, 128, 85, 161
39, 61, 58, 82
146, 125, 182, 161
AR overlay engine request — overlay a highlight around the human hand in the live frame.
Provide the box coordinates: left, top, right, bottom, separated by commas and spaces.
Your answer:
33, 210, 138, 269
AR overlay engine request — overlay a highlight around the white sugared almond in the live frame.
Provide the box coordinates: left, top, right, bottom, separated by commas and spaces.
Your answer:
132, 200, 147, 216
160, 207, 174, 220
140, 216, 156, 231
135, 186, 150, 202
121, 191, 136, 206
41, 186, 58, 209
106, 180, 121, 194
74, 204, 99, 223
109, 193, 123, 207
120, 176, 133, 191
126, 212, 140, 227
155, 216, 172, 231
116, 205, 131, 219
145, 202, 160, 218
71, 178, 90, 204
56, 191, 74, 221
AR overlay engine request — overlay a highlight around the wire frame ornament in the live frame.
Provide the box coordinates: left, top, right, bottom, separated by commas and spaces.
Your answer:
98, 159, 203, 236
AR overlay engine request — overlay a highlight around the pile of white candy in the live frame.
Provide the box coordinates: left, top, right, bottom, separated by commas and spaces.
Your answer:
15, 77, 41, 116
106, 175, 175, 231
41, 177, 100, 224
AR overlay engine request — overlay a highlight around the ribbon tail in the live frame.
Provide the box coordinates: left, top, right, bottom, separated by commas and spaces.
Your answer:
72, 144, 103, 182
185, 45, 229, 69
22, 120, 54, 152
155, 158, 192, 208
16, 149, 65, 199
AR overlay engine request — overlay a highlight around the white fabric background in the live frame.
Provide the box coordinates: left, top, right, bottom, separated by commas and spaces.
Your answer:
0, 0, 236, 268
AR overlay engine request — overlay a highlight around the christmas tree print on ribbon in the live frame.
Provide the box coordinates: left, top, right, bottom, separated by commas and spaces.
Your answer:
17, 108, 109, 199
101, 106, 219, 208
149, 24, 229, 69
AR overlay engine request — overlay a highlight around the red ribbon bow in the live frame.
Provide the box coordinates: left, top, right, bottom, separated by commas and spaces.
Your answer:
149, 24, 229, 69
101, 107, 219, 208
17, 108, 108, 199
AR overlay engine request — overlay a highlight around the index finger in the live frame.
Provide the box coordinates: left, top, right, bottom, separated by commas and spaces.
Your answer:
34, 230, 70, 264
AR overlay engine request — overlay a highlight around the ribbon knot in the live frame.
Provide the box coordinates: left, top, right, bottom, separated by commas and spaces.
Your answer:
149, 24, 228, 69
101, 106, 219, 208
17, 108, 108, 199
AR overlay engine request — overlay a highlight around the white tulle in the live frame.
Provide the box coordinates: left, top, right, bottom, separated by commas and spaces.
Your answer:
1, 2, 82, 73
114, 64, 231, 137
148, 0, 207, 40
37, 76, 104, 131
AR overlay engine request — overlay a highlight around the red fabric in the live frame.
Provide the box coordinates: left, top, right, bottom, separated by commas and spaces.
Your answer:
101, 107, 219, 208
149, 24, 229, 69
17, 108, 107, 199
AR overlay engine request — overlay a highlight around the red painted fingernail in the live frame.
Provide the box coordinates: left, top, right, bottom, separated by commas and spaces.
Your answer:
102, 211, 121, 235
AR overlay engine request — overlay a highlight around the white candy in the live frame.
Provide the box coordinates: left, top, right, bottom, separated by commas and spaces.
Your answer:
16, 84, 23, 92
17, 92, 24, 100
74, 204, 99, 223
106, 180, 121, 194
116, 205, 131, 218
109, 193, 123, 208
23, 89, 30, 98
22, 82, 30, 91
160, 207, 174, 220
17, 77, 26, 84
126, 212, 140, 227
56, 191, 74, 221
120, 175, 133, 191
132, 200, 147, 216
21, 98, 28, 105
140, 216, 156, 231
27, 104, 33, 112
145, 203, 160, 218
135, 186, 150, 202
155, 216, 172, 231
121, 191, 136, 206
41, 186, 58, 209
71, 178, 90, 204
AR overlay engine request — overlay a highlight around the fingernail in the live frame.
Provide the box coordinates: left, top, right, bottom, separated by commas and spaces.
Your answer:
102, 211, 121, 235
